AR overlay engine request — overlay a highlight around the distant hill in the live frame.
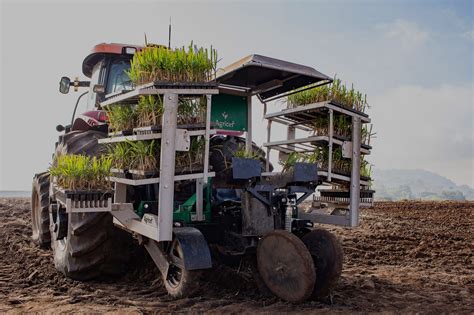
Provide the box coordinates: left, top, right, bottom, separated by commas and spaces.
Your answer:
1, 171, 473, 202
0, 191, 30, 198
372, 169, 474, 201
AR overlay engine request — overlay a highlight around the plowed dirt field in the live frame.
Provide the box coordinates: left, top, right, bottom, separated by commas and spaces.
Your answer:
1, 199, 472, 313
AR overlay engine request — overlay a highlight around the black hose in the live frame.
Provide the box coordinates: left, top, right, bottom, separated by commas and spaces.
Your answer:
71, 91, 89, 126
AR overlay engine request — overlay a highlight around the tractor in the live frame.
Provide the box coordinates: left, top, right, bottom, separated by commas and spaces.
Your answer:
31, 43, 373, 303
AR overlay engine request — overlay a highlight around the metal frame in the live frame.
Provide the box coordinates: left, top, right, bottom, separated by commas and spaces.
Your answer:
98, 82, 217, 241
265, 100, 371, 124
245, 93, 253, 152
263, 136, 371, 155
108, 172, 216, 186
349, 117, 361, 227
264, 100, 372, 227
157, 93, 179, 241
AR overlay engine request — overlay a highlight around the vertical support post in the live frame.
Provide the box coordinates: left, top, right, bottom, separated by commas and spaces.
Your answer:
114, 183, 127, 203
203, 95, 212, 184
328, 109, 333, 181
245, 94, 252, 152
266, 119, 272, 172
279, 125, 295, 162
195, 178, 204, 221
288, 127, 296, 149
158, 93, 178, 241
350, 116, 361, 227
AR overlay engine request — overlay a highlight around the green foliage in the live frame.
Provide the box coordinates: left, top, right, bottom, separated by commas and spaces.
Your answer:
127, 41, 218, 85
178, 97, 206, 125
107, 95, 206, 131
127, 140, 159, 171
105, 104, 136, 132
176, 136, 206, 173
360, 159, 372, 178
288, 77, 369, 113
232, 144, 264, 160
49, 154, 112, 191
280, 152, 308, 172
107, 142, 132, 170
136, 95, 164, 127
279, 148, 372, 179
361, 124, 376, 146
309, 114, 352, 138
107, 136, 209, 174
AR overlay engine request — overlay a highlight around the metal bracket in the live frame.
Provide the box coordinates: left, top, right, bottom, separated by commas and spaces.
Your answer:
175, 129, 190, 152
287, 186, 314, 205
246, 184, 276, 208
342, 141, 353, 158
112, 204, 160, 241
143, 239, 170, 276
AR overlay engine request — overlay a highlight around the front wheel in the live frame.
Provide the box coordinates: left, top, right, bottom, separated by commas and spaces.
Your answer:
31, 172, 51, 247
163, 238, 201, 298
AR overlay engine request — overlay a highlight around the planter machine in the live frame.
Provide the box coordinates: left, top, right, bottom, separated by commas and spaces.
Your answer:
32, 44, 374, 303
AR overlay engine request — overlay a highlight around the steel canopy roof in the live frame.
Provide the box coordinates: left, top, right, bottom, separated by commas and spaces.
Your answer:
216, 54, 332, 101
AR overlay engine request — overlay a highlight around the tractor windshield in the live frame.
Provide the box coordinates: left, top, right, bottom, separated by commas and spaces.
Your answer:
106, 58, 132, 94
86, 61, 102, 109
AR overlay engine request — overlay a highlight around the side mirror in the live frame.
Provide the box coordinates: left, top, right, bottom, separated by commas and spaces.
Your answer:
59, 77, 71, 94
56, 124, 65, 132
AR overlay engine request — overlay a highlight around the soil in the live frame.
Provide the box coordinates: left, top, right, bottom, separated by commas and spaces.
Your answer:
0, 198, 473, 313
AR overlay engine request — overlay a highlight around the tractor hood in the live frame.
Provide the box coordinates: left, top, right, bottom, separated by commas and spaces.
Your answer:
216, 54, 332, 101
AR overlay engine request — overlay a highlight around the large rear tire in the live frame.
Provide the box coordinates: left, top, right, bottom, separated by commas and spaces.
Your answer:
31, 172, 51, 247
50, 130, 130, 280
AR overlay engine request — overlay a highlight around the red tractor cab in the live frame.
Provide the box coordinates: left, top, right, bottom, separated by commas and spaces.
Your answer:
60, 43, 145, 131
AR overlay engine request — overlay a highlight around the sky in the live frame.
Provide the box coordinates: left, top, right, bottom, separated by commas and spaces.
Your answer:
0, 0, 473, 190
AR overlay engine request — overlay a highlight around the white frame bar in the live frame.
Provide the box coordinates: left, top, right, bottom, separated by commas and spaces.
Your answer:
349, 116, 362, 227
245, 94, 253, 152
98, 129, 215, 144
109, 172, 216, 186
157, 93, 178, 241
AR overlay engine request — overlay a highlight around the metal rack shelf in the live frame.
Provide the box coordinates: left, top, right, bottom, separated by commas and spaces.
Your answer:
101, 81, 219, 107
317, 171, 370, 187
109, 172, 216, 186
51, 185, 113, 213
262, 170, 370, 186
99, 129, 216, 144
265, 100, 370, 129
101, 83, 217, 241
316, 189, 374, 206
263, 135, 371, 155
263, 97, 371, 228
